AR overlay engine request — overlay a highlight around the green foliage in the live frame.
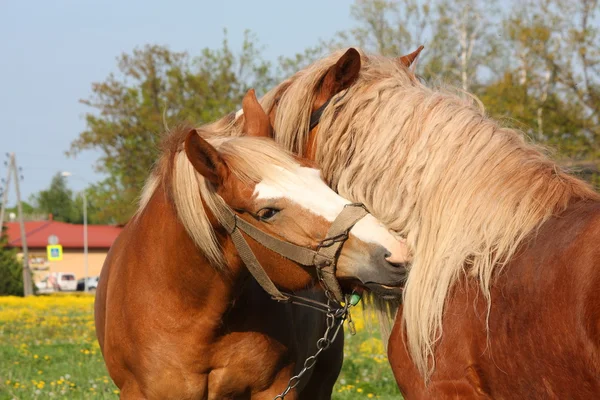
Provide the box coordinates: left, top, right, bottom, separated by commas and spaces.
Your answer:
24, 174, 106, 225
0, 225, 25, 296
30, 173, 75, 223
480, 71, 593, 159
3, 201, 35, 219
69, 31, 273, 224
496, 0, 600, 175
64, 0, 600, 225
69, 190, 104, 225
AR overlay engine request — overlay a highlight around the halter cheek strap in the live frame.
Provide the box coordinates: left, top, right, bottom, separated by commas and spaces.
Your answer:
314, 204, 369, 302
215, 200, 368, 303
308, 90, 348, 131
309, 98, 333, 131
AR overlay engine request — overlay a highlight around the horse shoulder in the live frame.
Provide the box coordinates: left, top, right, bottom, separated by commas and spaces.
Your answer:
388, 293, 492, 399
574, 202, 600, 350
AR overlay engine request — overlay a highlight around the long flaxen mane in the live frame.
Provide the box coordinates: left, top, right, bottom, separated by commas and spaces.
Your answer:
136, 126, 299, 270
226, 49, 599, 377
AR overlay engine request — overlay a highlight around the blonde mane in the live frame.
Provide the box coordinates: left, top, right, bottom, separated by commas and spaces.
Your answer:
231, 49, 599, 377
137, 127, 299, 270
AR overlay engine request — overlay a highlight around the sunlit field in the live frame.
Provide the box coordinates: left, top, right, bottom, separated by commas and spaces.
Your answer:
0, 295, 401, 399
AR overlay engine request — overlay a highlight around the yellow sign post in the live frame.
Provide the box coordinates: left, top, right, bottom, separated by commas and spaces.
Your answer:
47, 245, 63, 261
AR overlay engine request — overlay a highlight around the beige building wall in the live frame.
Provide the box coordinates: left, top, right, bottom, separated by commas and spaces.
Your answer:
19, 248, 109, 282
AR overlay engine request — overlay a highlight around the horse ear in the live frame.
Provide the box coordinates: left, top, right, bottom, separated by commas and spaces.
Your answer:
184, 129, 227, 185
242, 89, 273, 138
397, 45, 424, 68
316, 48, 361, 108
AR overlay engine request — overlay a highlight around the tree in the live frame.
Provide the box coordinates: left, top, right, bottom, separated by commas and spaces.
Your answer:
345, 0, 430, 57
0, 225, 26, 296
66, 189, 105, 225
2, 201, 36, 221
503, 0, 600, 162
480, 71, 592, 159
277, 0, 432, 77
68, 31, 274, 224
421, 0, 505, 90
286, 0, 502, 90
31, 173, 75, 223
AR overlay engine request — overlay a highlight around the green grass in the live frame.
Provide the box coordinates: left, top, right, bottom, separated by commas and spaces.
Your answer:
0, 295, 401, 399
333, 311, 401, 399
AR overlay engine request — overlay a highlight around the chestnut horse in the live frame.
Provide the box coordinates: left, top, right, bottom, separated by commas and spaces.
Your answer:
219, 49, 600, 398
95, 90, 409, 400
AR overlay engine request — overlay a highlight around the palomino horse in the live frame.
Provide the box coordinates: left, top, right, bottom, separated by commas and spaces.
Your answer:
220, 49, 600, 398
95, 90, 410, 399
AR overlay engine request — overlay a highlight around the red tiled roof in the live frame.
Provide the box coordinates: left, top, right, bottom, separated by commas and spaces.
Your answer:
6, 221, 122, 249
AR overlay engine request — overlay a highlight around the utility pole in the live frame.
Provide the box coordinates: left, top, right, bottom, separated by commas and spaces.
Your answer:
82, 192, 88, 292
3, 153, 34, 296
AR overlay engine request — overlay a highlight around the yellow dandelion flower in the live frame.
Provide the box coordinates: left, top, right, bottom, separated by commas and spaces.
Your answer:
359, 338, 384, 355
357, 388, 364, 393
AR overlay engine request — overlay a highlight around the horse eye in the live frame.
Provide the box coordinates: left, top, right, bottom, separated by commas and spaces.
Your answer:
257, 208, 280, 221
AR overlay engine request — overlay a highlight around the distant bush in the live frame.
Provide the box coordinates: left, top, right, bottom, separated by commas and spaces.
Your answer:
0, 225, 27, 296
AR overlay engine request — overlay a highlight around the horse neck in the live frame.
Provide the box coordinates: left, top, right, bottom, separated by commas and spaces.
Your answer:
310, 87, 600, 377
316, 91, 597, 239
135, 184, 246, 321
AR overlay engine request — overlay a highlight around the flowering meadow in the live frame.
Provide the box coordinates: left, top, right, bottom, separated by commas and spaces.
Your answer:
0, 295, 401, 399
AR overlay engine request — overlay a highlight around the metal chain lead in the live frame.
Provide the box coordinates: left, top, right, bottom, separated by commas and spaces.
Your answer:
273, 299, 351, 400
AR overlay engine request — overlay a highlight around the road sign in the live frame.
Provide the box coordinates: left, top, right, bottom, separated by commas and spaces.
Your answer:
47, 245, 63, 261
48, 235, 59, 245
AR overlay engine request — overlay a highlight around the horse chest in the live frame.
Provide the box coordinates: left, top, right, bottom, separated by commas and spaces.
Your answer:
138, 333, 292, 399
204, 332, 293, 398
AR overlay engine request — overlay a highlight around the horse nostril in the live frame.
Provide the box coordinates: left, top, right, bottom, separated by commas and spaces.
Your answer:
384, 256, 405, 269
380, 248, 406, 268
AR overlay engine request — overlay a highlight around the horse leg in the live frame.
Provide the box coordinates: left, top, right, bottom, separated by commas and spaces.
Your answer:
297, 333, 344, 400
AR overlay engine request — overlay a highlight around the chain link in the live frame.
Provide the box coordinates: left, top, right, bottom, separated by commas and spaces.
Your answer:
273, 298, 352, 400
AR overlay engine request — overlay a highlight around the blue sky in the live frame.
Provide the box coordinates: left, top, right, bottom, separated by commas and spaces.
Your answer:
0, 0, 355, 205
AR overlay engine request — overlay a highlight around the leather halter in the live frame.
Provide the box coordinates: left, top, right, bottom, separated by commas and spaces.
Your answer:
309, 97, 333, 131
308, 90, 348, 131
214, 200, 368, 303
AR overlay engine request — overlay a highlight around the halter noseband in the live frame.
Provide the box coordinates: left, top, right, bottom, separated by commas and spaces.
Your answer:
214, 200, 368, 304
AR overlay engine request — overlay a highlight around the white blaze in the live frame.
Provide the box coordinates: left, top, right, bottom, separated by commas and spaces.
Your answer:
254, 166, 406, 261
